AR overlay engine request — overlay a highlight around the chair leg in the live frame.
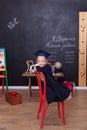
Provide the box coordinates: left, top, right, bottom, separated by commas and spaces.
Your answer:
2, 77, 5, 93
37, 99, 44, 119
40, 103, 49, 129
58, 102, 61, 118
58, 102, 66, 125
61, 102, 66, 125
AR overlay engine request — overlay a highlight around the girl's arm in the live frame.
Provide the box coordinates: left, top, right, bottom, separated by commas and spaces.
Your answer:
36, 64, 52, 73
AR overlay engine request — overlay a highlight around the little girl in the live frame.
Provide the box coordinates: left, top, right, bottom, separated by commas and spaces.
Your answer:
34, 50, 72, 104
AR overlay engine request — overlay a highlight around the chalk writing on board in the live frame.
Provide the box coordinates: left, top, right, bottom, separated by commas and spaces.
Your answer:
64, 51, 75, 63
7, 17, 19, 30
46, 35, 76, 50
45, 35, 76, 64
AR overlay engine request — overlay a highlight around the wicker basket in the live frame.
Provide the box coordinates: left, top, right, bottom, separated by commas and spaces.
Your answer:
5, 91, 22, 105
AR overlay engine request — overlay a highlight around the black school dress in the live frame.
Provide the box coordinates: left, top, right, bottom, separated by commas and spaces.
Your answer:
36, 64, 70, 104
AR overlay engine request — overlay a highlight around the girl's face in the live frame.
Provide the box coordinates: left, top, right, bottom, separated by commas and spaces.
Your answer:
36, 56, 47, 67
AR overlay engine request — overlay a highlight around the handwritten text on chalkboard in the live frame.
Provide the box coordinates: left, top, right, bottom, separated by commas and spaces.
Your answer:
46, 35, 75, 50
45, 35, 76, 64
7, 17, 19, 30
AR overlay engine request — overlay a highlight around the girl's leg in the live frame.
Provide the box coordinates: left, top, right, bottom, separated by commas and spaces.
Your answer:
65, 93, 72, 101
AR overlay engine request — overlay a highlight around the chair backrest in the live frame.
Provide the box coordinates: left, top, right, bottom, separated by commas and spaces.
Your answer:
36, 71, 46, 100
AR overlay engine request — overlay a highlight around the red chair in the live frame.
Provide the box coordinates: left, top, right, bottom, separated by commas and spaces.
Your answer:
0, 71, 6, 93
36, 71, 66, 129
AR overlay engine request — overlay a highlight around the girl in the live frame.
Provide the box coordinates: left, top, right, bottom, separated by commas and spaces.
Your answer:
34, 50, 72, 104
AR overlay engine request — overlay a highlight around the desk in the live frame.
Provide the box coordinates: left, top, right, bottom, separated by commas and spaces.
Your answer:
22, 72, 64, 97
22, 72, 36, 96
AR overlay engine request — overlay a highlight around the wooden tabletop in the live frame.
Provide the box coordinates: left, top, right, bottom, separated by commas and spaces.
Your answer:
22, 72, 36, 77
22, 72, 64, 78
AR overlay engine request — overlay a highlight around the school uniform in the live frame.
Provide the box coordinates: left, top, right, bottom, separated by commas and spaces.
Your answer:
36, 64, 70, 104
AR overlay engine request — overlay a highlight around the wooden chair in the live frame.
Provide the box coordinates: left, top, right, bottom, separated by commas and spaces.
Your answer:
36, 71, 66, 129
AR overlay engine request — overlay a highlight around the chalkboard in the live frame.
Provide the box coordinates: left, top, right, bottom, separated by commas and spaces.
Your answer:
0, 0, 87, 86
